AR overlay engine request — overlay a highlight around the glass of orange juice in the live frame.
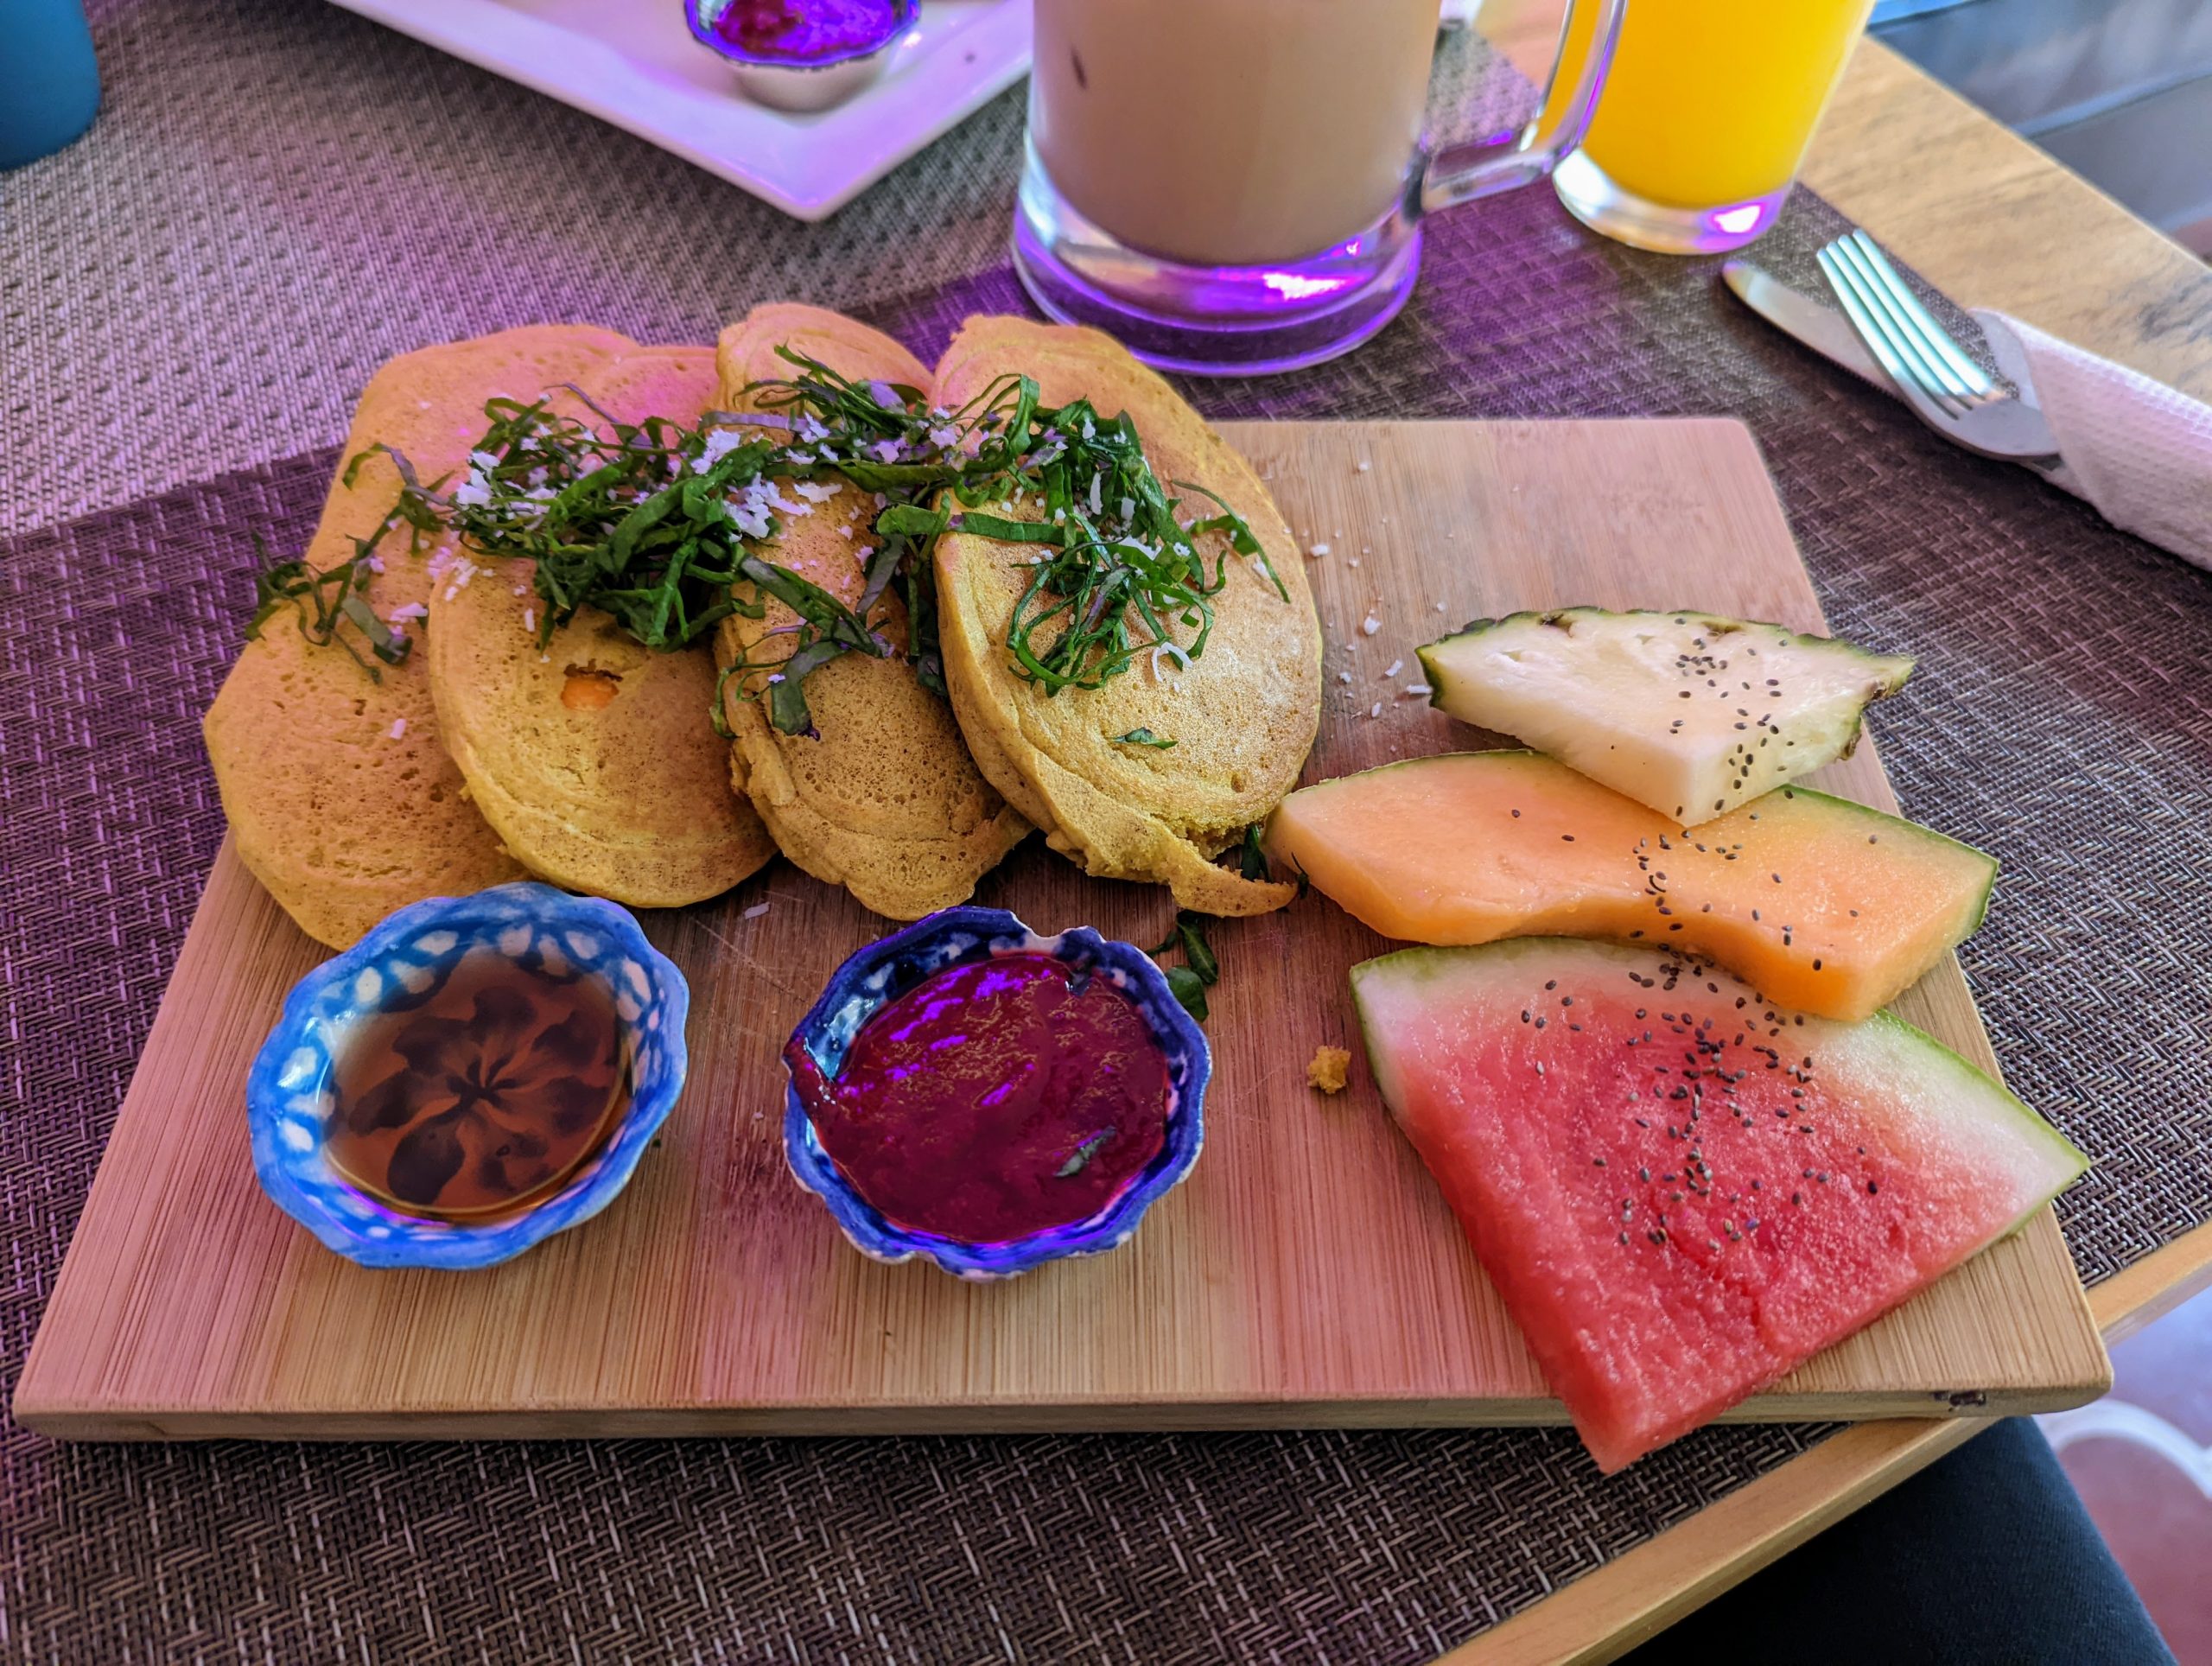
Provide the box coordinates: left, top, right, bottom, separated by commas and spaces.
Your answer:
1552, 0, 1877, 253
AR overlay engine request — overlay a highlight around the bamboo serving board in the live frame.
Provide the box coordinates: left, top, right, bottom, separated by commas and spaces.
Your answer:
16, 419, 2108, 1440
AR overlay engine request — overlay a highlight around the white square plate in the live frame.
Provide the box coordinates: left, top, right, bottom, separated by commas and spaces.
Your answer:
327, 0, 1032, 220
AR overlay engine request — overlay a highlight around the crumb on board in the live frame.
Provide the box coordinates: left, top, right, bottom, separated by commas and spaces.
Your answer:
1307, 1045, 1352, 1095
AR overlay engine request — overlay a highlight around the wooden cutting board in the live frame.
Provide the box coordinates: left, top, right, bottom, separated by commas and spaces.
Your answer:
16, 419, 2108, 1440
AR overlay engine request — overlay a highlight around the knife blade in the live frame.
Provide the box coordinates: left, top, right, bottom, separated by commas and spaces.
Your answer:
1721, 260, 1888, 389
1722, 258, 2062, 466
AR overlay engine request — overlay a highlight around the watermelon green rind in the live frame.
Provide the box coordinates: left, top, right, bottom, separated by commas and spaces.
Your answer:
1836, 1007, 2088, 1218
1350, 937, 2086, 1470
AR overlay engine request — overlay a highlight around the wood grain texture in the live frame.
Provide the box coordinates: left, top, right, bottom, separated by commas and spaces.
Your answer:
15, 419, 2107, 1440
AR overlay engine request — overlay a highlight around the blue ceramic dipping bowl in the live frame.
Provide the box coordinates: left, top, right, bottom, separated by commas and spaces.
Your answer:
246, 882, 689, 1270
783, 906, 1210, 1280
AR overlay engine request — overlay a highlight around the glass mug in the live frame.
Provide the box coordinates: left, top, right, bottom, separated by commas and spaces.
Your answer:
1553, 0, 1877, 253
1015, 0, 1626, 375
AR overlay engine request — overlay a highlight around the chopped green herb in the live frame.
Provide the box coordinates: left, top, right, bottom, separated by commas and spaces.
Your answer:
988, 413, 1286, 696
1161, 966, 1210, 1025
269, 347, 1280, 739
1115, 728, 1176, 749
1055, 1129, 1116, 1178
1177, 917, 1220, 987
1238, 823, 1268, 881
1150, 909, 1221, 1021
245, 531, 414, 681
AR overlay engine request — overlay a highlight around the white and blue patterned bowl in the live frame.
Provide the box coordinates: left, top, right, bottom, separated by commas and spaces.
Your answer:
246, 882, 690, 1269
783, 906, 1210, 1281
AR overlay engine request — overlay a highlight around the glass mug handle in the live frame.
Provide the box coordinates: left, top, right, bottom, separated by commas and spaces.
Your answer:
1417, 0, 1628, 215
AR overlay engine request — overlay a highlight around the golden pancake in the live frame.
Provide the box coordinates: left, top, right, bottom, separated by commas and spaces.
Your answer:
204, 327, 639, 947
426, 340, 777, 908
931, 316, 1322, 915
713, 303, 1027, 919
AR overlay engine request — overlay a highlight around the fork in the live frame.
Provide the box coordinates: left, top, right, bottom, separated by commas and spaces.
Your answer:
1815, 230, 2062, 468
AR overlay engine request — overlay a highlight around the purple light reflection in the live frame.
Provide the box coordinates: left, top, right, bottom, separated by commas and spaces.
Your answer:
1262, 271, 1357, 302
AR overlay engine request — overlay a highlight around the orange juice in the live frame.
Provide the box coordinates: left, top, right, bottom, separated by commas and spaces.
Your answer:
1553, 0, 1874, 251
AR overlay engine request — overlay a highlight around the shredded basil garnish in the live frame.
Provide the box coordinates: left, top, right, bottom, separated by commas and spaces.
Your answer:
1161, 968, 1209, 1024
1151, 909, 1223, 1022
1055, 1129, 1116, 1179
1238, 823, 1268, 881
262, 348, 1280, 738
245, 530, 415, 681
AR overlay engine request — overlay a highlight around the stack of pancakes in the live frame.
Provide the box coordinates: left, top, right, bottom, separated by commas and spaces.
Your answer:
205, 310, 1322, 949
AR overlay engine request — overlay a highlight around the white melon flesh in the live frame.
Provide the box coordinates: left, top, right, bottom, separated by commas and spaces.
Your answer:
1417, 608, 1913, 825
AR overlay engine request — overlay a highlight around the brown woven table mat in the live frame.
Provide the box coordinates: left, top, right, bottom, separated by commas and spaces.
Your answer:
9, 3, 2212, 1661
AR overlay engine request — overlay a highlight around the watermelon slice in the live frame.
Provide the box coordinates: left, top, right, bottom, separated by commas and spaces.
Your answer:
1418, 608, 1913, 824
1266, 751, 1993, 1021
1351, 938, 2086, 1472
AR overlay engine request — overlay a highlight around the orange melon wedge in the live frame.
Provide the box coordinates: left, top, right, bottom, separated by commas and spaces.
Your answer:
1265, 751, 1994, 1021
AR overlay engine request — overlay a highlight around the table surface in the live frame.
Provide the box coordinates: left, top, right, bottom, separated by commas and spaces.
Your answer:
1461, 25, 2212, 1664
7, 9, 2212, 1663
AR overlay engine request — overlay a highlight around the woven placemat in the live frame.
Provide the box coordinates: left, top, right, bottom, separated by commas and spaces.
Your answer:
6, 0, 1535, 534
8, 3, 2212, 1661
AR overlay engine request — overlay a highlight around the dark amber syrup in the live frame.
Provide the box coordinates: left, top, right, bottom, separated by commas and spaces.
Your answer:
325, 949, 631, 1222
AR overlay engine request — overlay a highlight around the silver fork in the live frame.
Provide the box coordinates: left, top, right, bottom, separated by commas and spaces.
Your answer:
1815, 230, 2062, 468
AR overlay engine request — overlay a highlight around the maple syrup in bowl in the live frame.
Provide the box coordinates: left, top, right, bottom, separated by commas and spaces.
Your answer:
247, 882, 690, 1269
324, 950, 632, 1223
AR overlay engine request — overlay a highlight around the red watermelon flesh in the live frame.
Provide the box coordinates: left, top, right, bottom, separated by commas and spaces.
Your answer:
1351, 938, 2087, 1472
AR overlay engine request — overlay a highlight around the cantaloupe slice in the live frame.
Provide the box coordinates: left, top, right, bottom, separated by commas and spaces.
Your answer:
1264, 751, 1993, 1021
1418, 609, 1913, 824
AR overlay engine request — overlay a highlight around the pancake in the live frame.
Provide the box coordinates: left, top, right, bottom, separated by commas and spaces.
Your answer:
931, 316, 1322, 915
426, 339, 777, 908
713, 303, 1028, 919
204, 327, 638, 947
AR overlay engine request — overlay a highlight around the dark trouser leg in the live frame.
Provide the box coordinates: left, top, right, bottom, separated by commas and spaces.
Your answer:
1625, 1418, 2175, 1665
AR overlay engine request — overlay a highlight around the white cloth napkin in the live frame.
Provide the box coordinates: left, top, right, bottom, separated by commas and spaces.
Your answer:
1974, 309, 2212, 570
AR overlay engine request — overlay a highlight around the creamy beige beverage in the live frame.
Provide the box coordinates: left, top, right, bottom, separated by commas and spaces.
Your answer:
1031, 0, 1441, 268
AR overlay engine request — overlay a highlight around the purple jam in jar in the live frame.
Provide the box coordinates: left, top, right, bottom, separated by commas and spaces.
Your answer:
712, 0, 900, 62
